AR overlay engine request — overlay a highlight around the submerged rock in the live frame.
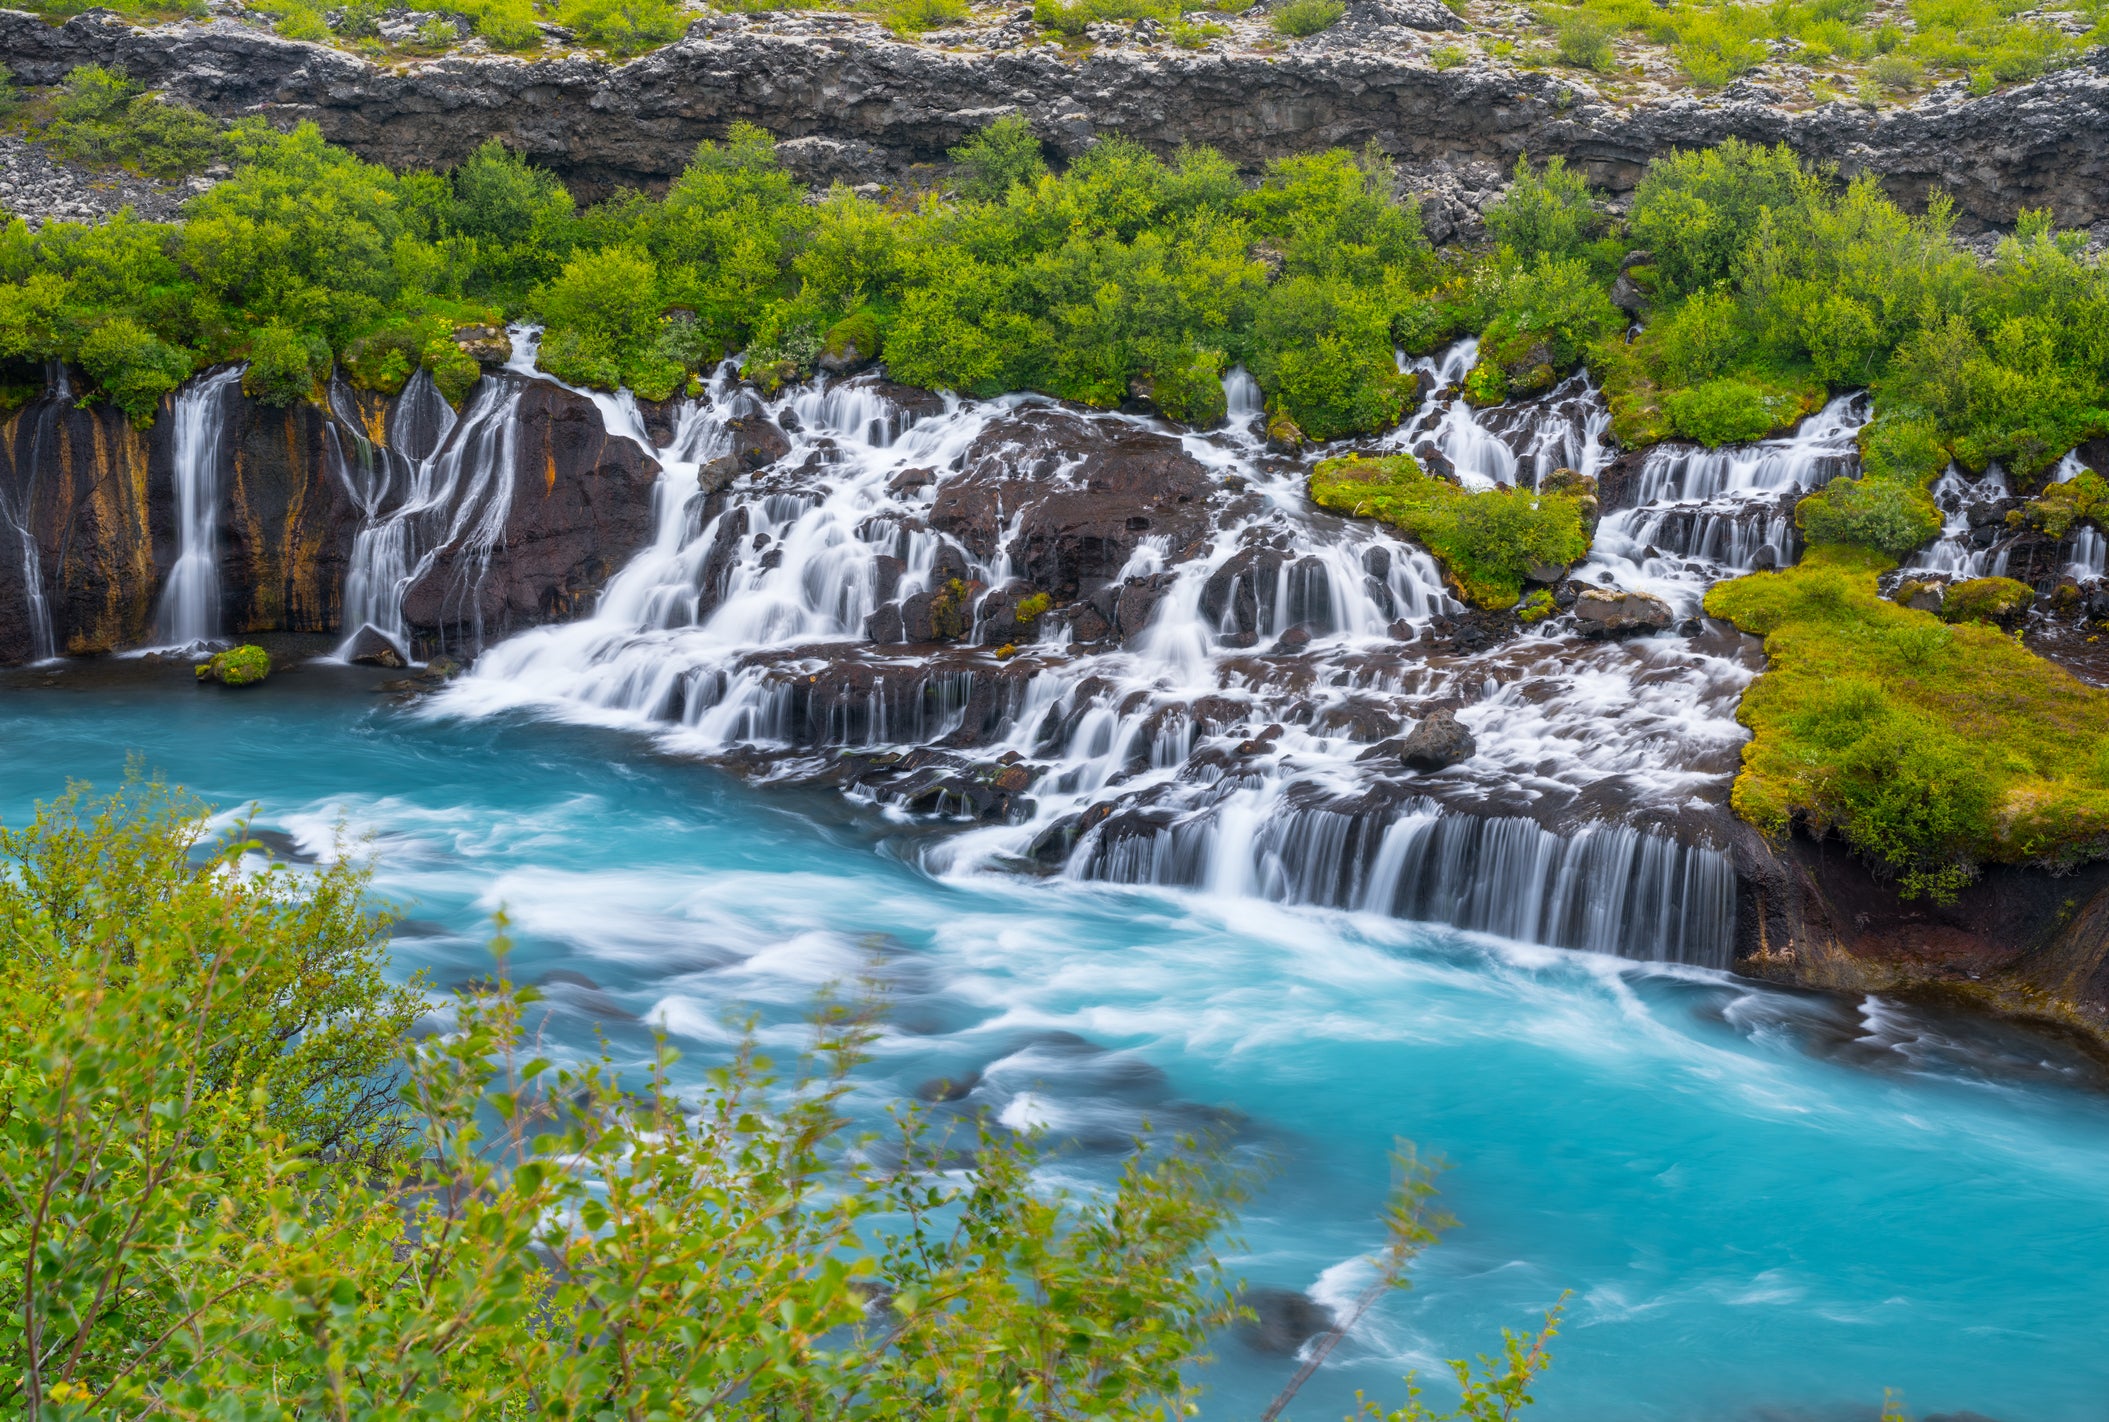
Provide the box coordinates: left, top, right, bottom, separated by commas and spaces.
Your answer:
1399, 708, 1475, 771
1234, 1287, 1333, 1356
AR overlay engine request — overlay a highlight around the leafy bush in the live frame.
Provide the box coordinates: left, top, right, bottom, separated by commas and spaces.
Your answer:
40, 65, 224, 179
1663, 377, 1796, 445
881, 0, 968, 32
1483, 156, 1599, 265
534, 245, 664, 390
0, 778, 1566, 1418
1706, 546, 2109, 898
1870, 52, 1924, 90
1795, 475, 1943, 556
1310, 453, 1594, 607
1169, 16, 1227, 44
948, 114, 1048, 202
2009, 469, 2109, 540
1251, 276, 1413, 440
1270, 0, 1343, 35
77, 315, 193, 425
557, 0, 686, 54
243, 322, 331, 405
421, 332, 483, 406
1553, 9, 1616, 68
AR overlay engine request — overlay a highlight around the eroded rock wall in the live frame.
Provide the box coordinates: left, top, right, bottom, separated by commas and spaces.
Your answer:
0, 368, 660, 663
4, 9, 2108, 233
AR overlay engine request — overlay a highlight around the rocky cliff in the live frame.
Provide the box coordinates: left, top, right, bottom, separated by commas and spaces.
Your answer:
5, 7, 2109, 235
0, 367, 657, 660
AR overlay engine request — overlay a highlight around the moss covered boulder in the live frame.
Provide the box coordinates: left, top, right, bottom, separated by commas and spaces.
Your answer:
1705, 547, 2109, 901
1940, 576, 2035, 630
195, 644, 271, 686
1308, 453, 1593, 609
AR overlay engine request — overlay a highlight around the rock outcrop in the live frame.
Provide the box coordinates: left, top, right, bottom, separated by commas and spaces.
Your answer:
0, 365, 662, 663
6, 8, 2109, 233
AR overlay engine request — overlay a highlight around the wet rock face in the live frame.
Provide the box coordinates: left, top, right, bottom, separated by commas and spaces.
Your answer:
928, 407, 1215, 601
0, 390, 157, 659
9, 10, 2109, 233
401, 380, 661, 654
207, 395, 364, 636
0, 369, 667, 665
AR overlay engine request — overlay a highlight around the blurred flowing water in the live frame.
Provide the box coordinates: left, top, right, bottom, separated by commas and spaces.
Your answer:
4, 667, 2108, 1421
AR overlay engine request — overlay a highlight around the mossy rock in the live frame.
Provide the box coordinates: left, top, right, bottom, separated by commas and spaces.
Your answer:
1309, 453, 1593, 609
196, 644, 271, 686
819, 311, 882, 374
1705, 547, 2109, 901
1265, 413, 1306, 454
1940, 576, 2035, 630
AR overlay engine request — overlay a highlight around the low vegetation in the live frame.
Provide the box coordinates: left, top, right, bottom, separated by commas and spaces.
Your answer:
1311, 453, 1594, 607
0, 777, 1567, 1416
195, 643, 272, 685
1705, 548, 2109, 900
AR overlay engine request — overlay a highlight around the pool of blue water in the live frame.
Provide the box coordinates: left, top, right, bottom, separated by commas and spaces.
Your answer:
4, 658, 2107, 1421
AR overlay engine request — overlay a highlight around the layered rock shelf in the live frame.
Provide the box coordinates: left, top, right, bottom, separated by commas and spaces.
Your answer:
5, 7, 2109, 234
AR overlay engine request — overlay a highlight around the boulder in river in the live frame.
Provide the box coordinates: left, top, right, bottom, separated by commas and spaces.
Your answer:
1572, 588, 1675, 636
1234, 1287, 1333, 1356
342, 625, 405, 668
1399, 708, 1475, 771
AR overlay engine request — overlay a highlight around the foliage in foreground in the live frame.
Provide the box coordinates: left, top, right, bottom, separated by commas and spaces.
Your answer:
1704, 547, 2109, 900
0, 778, 1565, 1419
1310, 453, 1593, 607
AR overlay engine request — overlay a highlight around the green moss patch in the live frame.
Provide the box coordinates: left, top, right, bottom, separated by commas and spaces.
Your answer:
1705, 547, 2109, 900
196, 645, 271, 687
1309, 453, 1593, 609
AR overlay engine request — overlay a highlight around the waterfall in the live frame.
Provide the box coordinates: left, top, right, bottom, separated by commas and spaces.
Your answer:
332, 369, 524, 661
0, 366, 67, 662
436, 338, 1767, 967
1906, 465, 2012, 578
153, 367, 242, 649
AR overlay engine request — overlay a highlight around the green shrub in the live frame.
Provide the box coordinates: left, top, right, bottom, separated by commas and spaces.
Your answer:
1430, 41, 1470, 67
243, 322, 331, 405
1143, 343, 1229, 425
557, 0, 685, 54
195, 643, 273, 685
2009, 469, 2109, 540
1251, 276, 1413, 440
880, 0, 968, 31
1517, 587, 1557, 623
1795, 476, 1942, 556
1664, 377, 1793, 445
1483, 156, 1598, 265
1169, 16, 1227, 44
1940, 575, 2034, 627
1870, 52, 1923, 90
1270, 0, 1343, 35
421, 332, 483, 407
948, 115, 1048, 202
1311, 453, 1594, 607
535, 245, 663, 390
77, 315, 193, 426
1553, 9, 1615, 68
1706, 546, 2109, 898
41, 65, 224, 179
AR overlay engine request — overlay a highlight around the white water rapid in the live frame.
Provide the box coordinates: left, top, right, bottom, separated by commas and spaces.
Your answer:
429, 342, 1880, 968
152, 366, 242, 649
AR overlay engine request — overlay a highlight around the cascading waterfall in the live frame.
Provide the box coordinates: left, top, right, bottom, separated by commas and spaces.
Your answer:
332, 367, 525, 660
1908, 465, 2013, 578
153, 367, 242, 649
0, 365, 66, 662
437, 339, 1776, 966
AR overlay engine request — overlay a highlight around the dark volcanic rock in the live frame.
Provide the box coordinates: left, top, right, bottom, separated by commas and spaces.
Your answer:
1398, 707, 1475, 770
1235, 1288, 1333, 1356
928, 407, 1214, 600
7, 10, 2107, 233
399, 380, 661, 654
